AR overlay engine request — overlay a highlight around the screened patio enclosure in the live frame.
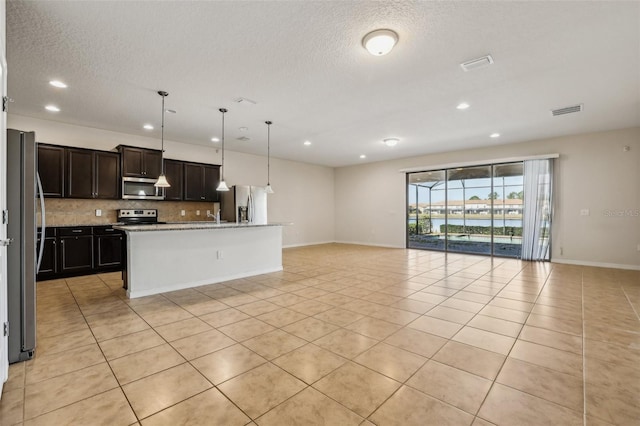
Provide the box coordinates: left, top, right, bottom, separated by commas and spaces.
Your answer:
407, 162, 528, 258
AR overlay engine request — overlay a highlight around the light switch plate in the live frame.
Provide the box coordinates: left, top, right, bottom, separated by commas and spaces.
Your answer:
180, 210, 185, 216
95, 209, 102, 217
196, 210, 200, 216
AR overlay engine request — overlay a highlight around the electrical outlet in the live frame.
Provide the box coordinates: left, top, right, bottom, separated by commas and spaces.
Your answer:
560, 247, 564, 255
180, 210, 185, 216
95, 209, 102, 217
196, 210, 200, 216
217, 250, 223, 260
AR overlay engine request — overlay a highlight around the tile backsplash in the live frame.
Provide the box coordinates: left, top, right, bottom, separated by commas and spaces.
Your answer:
39, 198, 220, 226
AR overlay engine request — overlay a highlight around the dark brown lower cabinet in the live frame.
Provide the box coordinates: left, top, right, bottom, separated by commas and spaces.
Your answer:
37, 226, 125, 281
94, 227, 124, 269
59, 227, 94, 274
36, 228, 58, 280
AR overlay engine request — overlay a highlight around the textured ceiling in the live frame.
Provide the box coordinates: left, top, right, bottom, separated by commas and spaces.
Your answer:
7, 1, 640, 167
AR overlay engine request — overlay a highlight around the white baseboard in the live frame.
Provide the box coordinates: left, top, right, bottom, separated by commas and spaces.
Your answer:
284, 240, 405, 249
283, 240, 336, 249
552, 258, 640, 271
333, 240, 405, 249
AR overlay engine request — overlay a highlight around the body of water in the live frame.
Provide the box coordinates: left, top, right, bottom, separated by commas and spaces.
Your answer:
408, 218, 522, 228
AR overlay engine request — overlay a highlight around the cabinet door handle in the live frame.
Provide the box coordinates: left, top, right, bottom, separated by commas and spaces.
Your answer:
105, 229, 115, 232
72, 229, 83, 233
201, 196, 205, 200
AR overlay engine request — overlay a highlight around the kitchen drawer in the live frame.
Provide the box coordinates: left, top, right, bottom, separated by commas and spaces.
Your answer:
58, 227, 92, 237
93, 226, 124, 236
37, 227, 57, 238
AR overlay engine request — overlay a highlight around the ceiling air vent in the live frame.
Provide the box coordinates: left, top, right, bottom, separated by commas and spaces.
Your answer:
460, 55, 494, 72
236, 136, 251, 141
233, 97, 257, 105
551, 104, 583, 116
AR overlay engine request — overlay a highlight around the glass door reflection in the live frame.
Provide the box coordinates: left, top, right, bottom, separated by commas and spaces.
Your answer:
446, 166, 493, 255
407, 170, 445, 250
492, 163, 524, 258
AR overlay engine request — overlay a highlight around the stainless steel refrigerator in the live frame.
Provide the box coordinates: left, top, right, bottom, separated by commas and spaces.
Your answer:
7, 129, 44, 363
220, 185, 268, 225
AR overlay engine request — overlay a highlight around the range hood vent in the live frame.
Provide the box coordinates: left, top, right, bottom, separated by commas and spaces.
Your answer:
551, 104, 583, 116
460, 55, 494, 71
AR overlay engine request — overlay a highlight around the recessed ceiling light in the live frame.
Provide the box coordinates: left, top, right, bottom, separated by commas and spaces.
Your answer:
362, 29, 399, 56
211, 137, 220, 142
49, 80, 67, 88
490, 133, 500, 138
239, 127, 248, 132
45, 105, 60, 112
456, 102, 470, 110
383, 138, 399, 147
359, 154, 367, 159
303, 141, 312, 146
143, 124, 154, 130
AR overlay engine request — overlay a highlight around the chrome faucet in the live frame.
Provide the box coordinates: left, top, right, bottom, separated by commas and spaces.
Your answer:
207, 210, 221, 224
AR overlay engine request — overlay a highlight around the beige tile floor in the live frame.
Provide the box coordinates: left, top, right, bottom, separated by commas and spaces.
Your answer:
1, 243, 639, 425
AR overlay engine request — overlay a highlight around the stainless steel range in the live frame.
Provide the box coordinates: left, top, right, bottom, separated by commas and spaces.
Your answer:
117, 209, 165, 225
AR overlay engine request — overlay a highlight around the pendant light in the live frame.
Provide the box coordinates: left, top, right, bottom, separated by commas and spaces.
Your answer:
265, 120, 274, 194
216, 108, 230, 191
154, 90, 171, 188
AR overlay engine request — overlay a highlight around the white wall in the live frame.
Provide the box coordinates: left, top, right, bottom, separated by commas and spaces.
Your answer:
8, 114, 335, 247
335, 127, 640, 270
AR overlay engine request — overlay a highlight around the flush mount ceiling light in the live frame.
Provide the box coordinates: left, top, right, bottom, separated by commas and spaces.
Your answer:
362, 29, 399, 56
49, 80, 67, 88
360, 154, 367, 159
154, 91, 171, 188
303, 141, 312, 146
45, 105, 60, 112
264, 121, 274, 194
383, 138, 399, 147
456, 102, 470, 110
216, 108, 230, 191
211, 137, 220, 142
490, 133, 500, 138
143, 124, 154, 130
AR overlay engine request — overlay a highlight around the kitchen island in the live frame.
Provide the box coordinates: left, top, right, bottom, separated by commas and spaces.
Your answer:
113, 222, 285, 298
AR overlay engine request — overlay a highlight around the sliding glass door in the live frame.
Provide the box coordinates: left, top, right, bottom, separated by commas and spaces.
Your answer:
407, 170, 445, 250
446, 166, 492, 255
492, 163, 524, 258
407, 162, 526, 258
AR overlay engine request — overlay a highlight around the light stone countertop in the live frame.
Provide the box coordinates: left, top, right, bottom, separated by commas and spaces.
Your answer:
113, 222, 290, 232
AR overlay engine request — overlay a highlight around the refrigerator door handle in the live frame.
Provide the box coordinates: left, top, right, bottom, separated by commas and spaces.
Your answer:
36, 172, 45, 273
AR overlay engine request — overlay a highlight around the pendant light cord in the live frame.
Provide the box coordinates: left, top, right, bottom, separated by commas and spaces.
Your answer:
161, 94, 165, 174
266, 121, 271, 185
220, 108, 227, 181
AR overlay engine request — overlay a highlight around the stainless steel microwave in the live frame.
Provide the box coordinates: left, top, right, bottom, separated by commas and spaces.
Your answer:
122, 177, 164, 200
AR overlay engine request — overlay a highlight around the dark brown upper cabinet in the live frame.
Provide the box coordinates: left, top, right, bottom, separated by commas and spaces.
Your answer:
66, 148, 120, 199
163, 159, 184, 201
37, 144, 65, 197
183, 162, 220, 202
119, 146, 162, 179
